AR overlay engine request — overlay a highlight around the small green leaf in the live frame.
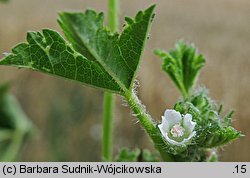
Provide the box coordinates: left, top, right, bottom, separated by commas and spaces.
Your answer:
115, 148, 159, 162
115, 148, 140, 162
198, 126, 241, 148
222, 110, 234, 126
155, 41, 205, 98
0, 5, 155, 95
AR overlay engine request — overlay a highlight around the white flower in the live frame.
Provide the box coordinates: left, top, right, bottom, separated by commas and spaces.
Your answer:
158, 109, 196, 146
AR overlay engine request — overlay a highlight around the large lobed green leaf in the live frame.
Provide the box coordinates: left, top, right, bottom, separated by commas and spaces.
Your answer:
155, 41, 205, 98
0, 5, 155, 95
0, 30, 121, 93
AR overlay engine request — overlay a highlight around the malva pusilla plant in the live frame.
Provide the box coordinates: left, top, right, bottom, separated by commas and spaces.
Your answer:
0, 0, 242, 162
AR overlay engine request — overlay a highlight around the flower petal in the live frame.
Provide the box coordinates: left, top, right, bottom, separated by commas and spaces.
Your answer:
183, 113, 196, 133
179, 131, 196, 144
158, 123, 167, 138
164, 109, 182, 128
161, 116, 170, 131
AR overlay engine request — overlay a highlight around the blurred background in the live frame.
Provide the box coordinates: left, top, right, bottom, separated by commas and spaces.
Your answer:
0, 0, 249, 161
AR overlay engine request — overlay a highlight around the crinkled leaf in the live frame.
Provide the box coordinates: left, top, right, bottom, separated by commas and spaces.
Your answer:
0, 5, 155, 95
197, 126, 241, 148
155, 41, 205, 98
174, 90, 241, 148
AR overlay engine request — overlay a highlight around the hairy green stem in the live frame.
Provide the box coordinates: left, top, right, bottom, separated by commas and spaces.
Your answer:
102, 0, 119, 161
124, 92, 174, 161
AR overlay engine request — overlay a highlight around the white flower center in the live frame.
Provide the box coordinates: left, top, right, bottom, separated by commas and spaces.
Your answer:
170, 124, 185, 137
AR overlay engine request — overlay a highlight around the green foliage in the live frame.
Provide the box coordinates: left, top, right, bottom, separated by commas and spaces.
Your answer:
0, 84, 32, 161
155, 41, 241, 161
171, 89, 241, 161
115, 148, 159, 162
0, 3, 242, 162
142, 149, 159, 162
191, 90, 240, 147
0, 5, 155, 95
0, 5, 165, 161
155, 41, 205, 98
115, 148, 140, 162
